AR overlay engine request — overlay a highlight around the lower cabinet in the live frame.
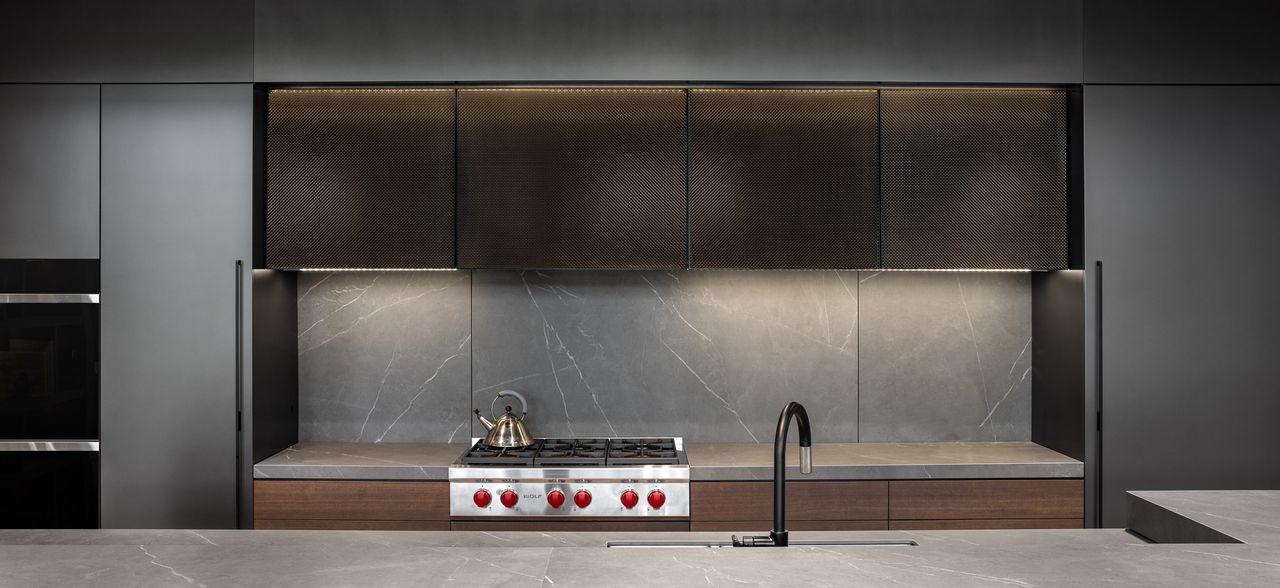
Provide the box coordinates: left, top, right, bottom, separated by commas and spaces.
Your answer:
253, 479, 1083, 531
691, 479, 1083, 531
253, 480, 450, 531
886, 479, 1084, 529
690, 481, 888, 531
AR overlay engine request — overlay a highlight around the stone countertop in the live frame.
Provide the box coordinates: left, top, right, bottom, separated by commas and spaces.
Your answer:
252, 442, 466, 480
3, 491, 1279, 587
685, 441, 1081, 480
253, 441, 1081, 481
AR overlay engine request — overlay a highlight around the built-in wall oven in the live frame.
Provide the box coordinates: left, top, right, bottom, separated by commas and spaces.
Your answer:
0, 260, 100, 528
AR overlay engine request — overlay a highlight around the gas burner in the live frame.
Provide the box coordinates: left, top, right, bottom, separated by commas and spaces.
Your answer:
535, 438, 608, 466
607, 438, 681, 465
457, 440, 542, 466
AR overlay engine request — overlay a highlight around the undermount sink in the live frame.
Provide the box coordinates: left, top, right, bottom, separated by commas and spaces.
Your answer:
606, 539, 918, 549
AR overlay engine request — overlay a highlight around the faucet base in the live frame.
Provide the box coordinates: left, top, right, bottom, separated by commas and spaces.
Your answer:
731, 535, 776, 547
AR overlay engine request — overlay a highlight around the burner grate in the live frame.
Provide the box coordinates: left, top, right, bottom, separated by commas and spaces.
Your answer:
457, 440, 542, 466
607, 438, 682, 465
535, 438, 609, 466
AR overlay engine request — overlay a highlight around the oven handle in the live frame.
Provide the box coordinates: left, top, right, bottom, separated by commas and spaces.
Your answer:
0, 294, 99, 304
0, 441, 100, 452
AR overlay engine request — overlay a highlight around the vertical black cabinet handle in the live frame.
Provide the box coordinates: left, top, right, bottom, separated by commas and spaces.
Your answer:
235, 260, 244, 434
1094, 260, 1103, 528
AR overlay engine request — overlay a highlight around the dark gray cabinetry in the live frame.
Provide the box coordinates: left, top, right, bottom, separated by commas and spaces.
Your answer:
688, 89, 879, 269
1085, 86, 1280, 526
881, 88, 1071, 270
457, 88, 687, 269
255, 0, 1082, 83
265, 89, 456, 269
0, 85, 99, 259
0, 0, 252, 83
1085, 1, 1280, 84
101, 85, 253, 528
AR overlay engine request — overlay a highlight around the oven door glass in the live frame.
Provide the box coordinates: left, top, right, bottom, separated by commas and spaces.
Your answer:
0, 302, 99, 440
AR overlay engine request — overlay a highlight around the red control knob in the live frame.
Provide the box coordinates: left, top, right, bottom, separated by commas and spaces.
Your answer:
647, 489, 666, 509
500, 489, 519, 509
473, 489, 492, 508
547, 489, 566, 509
620, 490, 640, 510
574, 490, 592, 509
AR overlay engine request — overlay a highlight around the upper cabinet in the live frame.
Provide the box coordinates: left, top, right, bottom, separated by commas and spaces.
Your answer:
880, 88, 1071, 270
265, 88, 456, 269
0, 85, 99, 259
457, 88, 687, 269
262, 85, 1074, 270
0, 0, 252, 83
688, 89, 879, 269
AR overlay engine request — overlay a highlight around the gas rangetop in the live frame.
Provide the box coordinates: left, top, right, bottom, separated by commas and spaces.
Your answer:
449, 437, 689, 518
456, 437, 686, 467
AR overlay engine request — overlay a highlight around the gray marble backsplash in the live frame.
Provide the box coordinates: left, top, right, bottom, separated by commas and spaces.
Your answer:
297, 270, 1030, 444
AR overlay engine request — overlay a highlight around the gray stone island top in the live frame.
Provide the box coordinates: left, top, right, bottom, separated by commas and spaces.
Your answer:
3, 491, 1279, 587
253, 441, 1082, 480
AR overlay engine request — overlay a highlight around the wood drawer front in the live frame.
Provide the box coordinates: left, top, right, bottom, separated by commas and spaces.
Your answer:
889, 518, 1083, 530
692, 481, 887, 522
255, 519, 450, 531
889, 480, 1083, 521
692, 520, 888, 532
253, 480, 449, 521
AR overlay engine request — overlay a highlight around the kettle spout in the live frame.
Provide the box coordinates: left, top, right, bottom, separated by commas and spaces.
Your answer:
473, 409, 496, 431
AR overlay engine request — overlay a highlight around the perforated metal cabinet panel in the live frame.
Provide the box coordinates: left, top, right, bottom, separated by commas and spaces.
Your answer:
881, 88, 1070, 269
457, 88, 687, 269
688, 89, 879, 269
265, 88, 456, 269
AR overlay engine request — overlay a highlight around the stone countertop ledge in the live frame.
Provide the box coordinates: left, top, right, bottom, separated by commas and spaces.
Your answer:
252, 441, 1082, 481
2, 491, 1278, 587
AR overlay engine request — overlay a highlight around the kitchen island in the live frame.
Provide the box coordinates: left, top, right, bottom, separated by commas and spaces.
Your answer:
2, 491, 1276, 587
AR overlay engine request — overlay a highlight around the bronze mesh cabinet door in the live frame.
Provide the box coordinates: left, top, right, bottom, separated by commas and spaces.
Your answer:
880, 88, 1070, 270
457, 88, 687, 269
266, 88, 456, 269
689, 89, 879, 269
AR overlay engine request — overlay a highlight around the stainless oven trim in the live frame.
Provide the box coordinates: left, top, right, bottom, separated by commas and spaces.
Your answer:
0, 441, 100, 452
0, 294, 99, 304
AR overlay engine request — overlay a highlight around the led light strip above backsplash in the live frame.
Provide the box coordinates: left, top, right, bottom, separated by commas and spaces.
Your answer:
290, 268, 1030, 272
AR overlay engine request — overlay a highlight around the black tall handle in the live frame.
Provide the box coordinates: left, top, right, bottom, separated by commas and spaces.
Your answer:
1094, 260, 1103, 528
235, 260, 244, 433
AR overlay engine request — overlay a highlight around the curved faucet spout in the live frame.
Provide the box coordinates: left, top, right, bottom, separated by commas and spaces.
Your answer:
771, 401, 812, 547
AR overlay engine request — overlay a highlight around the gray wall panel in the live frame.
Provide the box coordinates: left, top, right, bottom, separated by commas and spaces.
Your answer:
256, 0, 1082, 83
859, 271, 1032, 442
1031, 270, 1084, 461
296, 270, 1031, 444
1084, 1, 1280, 84
1085, 86, 1280, 526
0, 85, 99, 259
0, 0, 253, 82
101, 84, 253, 528
296, 271, 471, 444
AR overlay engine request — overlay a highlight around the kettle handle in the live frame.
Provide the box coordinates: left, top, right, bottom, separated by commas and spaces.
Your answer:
492, 390, 529, 420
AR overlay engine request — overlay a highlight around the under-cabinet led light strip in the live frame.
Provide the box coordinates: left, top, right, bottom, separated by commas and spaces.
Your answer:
291, 268, 1030, 272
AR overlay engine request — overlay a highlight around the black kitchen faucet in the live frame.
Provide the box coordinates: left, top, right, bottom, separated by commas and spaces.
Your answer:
733, 401, 813, 547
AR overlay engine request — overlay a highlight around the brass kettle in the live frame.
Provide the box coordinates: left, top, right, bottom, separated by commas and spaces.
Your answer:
473, 390, 534, 448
